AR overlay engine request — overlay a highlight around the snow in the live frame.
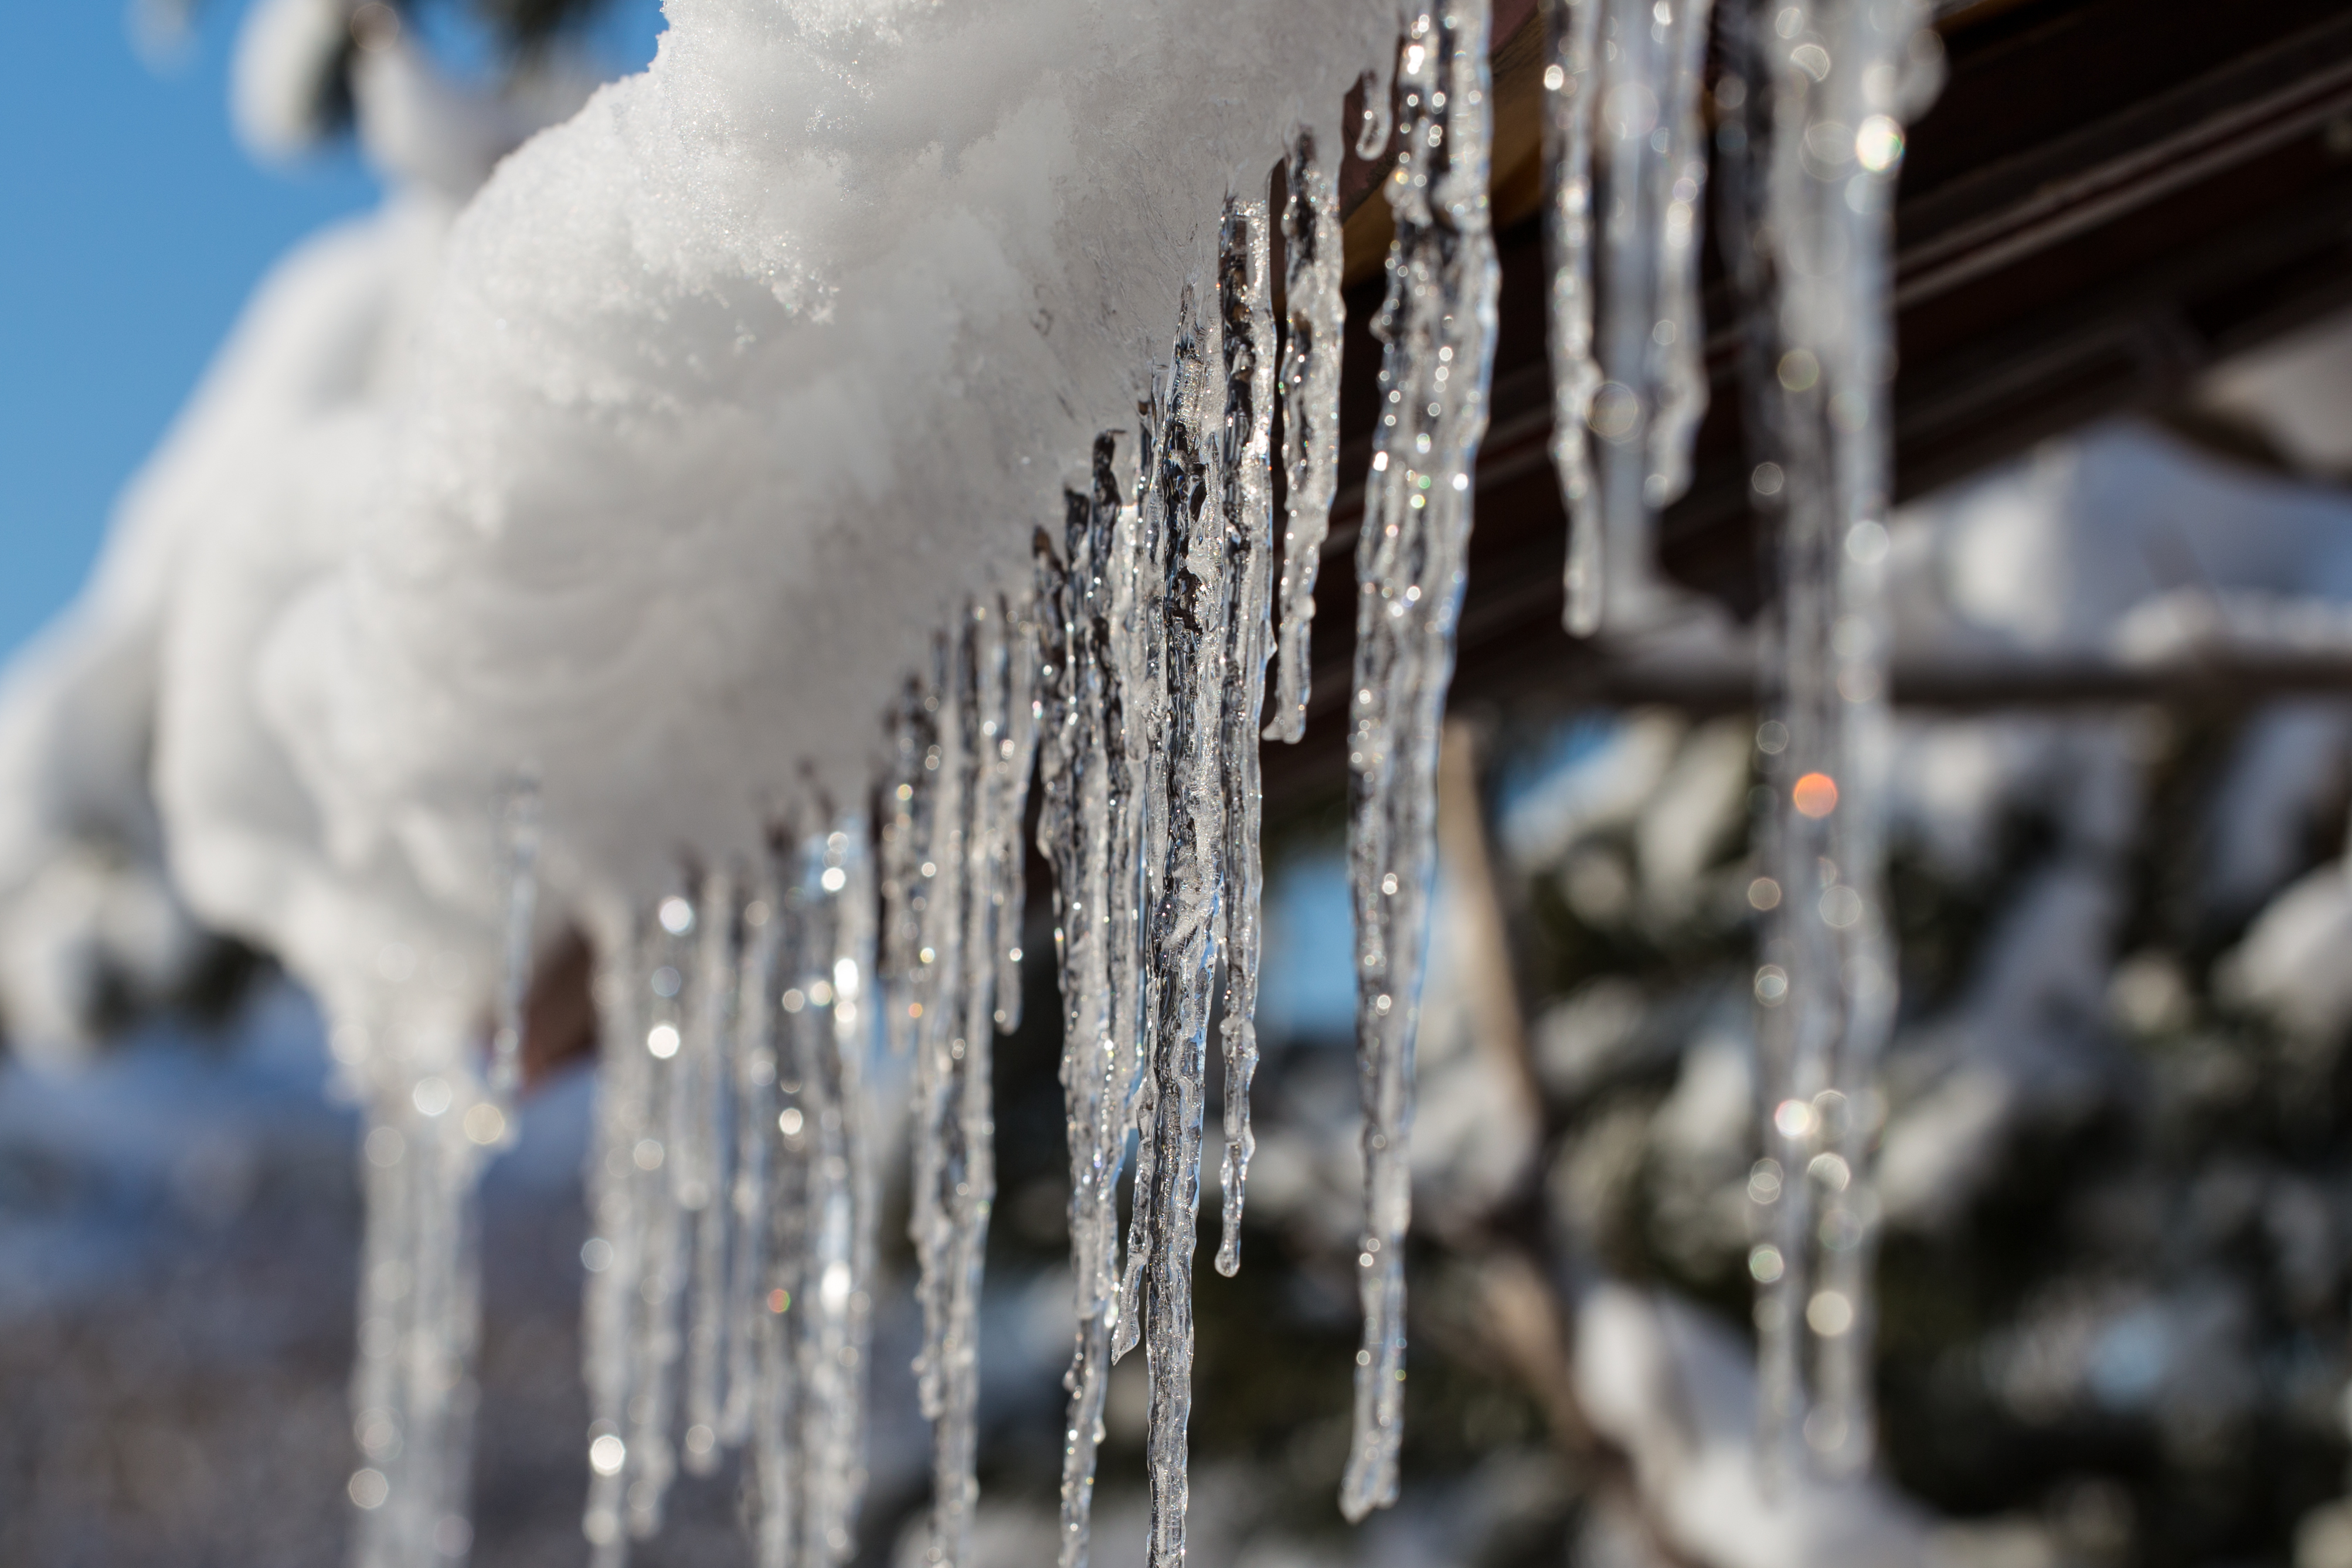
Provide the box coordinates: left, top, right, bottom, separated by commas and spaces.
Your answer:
2196, 303, 2352, 481
230, 0, 353, 158
1575, 1284, 1930, 1568
265, 0, 1396, 962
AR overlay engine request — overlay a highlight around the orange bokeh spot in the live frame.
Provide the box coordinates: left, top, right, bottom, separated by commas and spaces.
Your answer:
1792, 772, 1839, 818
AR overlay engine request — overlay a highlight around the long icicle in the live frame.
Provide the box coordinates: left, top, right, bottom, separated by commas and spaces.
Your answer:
1139, 279, 1233, 1568
948, 605, 1011, 1556
1114, 361, 1178, 1368
766, 841, 823, 1568
725, 850, 782, 1452
1549, 0, 1714, 635
683, 866, 740, 1475
763, 817, 880, 1566
351, 1033, 486, 1568
905, 594, 1036, 1568
881, 687, 939, 1064
582, 921, 649, 1565
1341, 0, 1499, 1523
1216, 193, 1277, 1277
1643, 0, 1714, 515
909, 627, 979, 1567
1544, 0, 1605, 632
1265, 131, 1345, 746
1740, 0, 1939, 1482
817, 818, 879, 1564
1039, 437, 1140, 1568
991, 600, 1041, 1035
626, 895, 696, 1542
755, 842, 808, 1568
488, 775, 541, 1110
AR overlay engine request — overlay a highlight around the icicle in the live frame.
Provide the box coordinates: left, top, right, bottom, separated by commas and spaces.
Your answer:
1341, 0, 1499, 1523
582, 927, 649, 1565
1136, 278, 1234, 1568
578, 887, 753, 1560
757, 857, 810, 1568
811, 820, 878, 1566
1355, 66, 1395, 160
571, 819, 879, 1568
881, 688, 939, 1062
1265, 131, 1345, 746
683, 868, 740, 1474
906, 594, 1036, 1568
624, 897, 696, 1541
488, 774, 541, 1110
724, 855, 781, 1451
350, 1029, 487, 1568
1547, 0, 1714, 635
999, 641, 1042, 988
991, 599, 1042, 1033
1736, 0, 1940, 1482
1113, 369, 1177, 1369
1544, 0, 1605, 631
1643, 0, 1714, 515
1216, 194, 1276, 1276
759, 819, 879, 1567
907, 627, 977, 1566
1037, 438, 1143, 1568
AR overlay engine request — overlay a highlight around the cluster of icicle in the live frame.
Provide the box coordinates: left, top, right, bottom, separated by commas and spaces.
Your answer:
1544, 0, 1716, 634
351, 0, 1952, 1559
1544, 0, 1943, 1481
879, 597, 1042, 1567
349, 788, 541, 1568
550, 6, 1500, 1566
352, 1049, 492, 1567
576, 822, 879, 1567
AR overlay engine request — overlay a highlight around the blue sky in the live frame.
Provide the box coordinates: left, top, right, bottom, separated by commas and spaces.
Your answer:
0, 0, 662, 663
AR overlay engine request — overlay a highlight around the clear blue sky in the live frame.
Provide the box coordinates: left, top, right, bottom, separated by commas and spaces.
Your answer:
0, 0, 662, 662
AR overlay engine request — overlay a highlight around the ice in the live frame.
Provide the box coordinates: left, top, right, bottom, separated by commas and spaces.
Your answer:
906, 627, 978, 1564
626, 909, 691, 1540
724, 860, 781, 1450
1027, 200, 1280, 1568
1034, 440, 1131, 1568
990, 603, 1041, 1036
1124, 283, 1236, 1568
758, 822, 879, 1567
1544, 0, 1606, 631
811, 826, 879, 1566
1215, 193, 1276, 1278
1729, 0, 1941, 1479
487, 777, 541, 1108
683, 868, 739, 1472
1265, 134, 1345, 747
1547, 0, 1714, 636
576, 817, 878, 1568
883, 692, 943, 1066
349, 1078, 485, 1568
581, 921, 648, 1563
1341, 0, 1501, 1523
1115, 331, 1188, 1375
901, 599, 1036, 1568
